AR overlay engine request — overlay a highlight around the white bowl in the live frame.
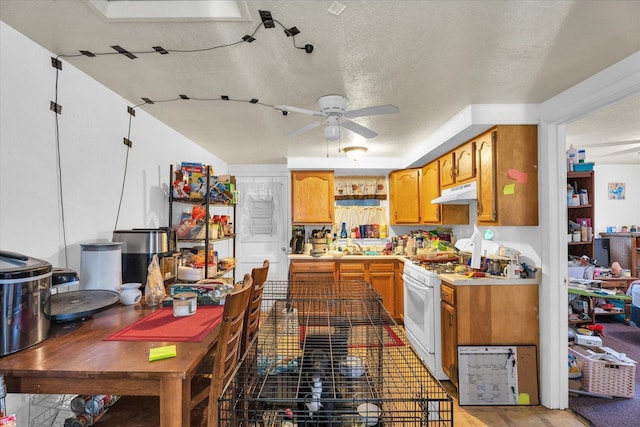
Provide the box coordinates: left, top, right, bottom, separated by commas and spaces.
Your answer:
357, 403, 380, 426
121, 282, 142, 290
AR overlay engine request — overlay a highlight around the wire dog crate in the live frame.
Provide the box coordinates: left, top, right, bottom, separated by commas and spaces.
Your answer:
219, 280, 453, 426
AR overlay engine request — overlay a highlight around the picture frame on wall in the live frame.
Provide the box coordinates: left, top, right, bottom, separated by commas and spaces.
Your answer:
608, 182, 625, 200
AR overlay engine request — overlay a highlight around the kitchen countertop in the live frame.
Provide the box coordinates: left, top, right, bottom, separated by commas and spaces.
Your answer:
288, 254, 541, 284
289, 254, 407, 261
438, 272, 540, 286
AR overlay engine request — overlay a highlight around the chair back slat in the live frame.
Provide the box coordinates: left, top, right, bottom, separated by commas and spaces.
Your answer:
206, 274, 252, 427
241, 260, 269, 355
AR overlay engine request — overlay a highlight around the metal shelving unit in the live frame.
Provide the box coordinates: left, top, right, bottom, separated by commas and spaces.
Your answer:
169, 164, 236, 282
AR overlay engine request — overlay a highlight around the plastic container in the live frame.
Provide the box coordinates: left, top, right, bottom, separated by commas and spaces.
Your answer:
573, 162, 594, 172
567, 145, 578, 171
578, 149, 586, 163
579, 189, 589, 205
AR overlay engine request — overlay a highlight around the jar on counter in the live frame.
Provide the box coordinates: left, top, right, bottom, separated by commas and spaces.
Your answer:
173, 292, 197, 317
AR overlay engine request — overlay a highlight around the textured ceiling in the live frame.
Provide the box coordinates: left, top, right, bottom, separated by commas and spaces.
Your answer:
1, 0, 639, 166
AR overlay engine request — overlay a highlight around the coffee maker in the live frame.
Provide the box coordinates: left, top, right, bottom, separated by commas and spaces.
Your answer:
112, 227, 178, 285
290, 226, 306, 254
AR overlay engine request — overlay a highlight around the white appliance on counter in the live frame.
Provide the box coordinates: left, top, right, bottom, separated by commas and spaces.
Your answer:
402, 261, 448, 380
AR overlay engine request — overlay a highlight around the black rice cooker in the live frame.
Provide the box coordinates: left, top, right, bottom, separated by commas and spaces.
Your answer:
0, 250, 52, 356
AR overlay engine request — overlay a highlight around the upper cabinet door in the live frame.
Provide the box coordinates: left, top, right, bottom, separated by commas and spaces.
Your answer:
440, 154, 455, 188
476, 125, 538, 226
454, 141, 476, 183
291, 171, 335, 224
440, 140, 475, 189
476, 131, 497, 222
389, 169, 420, 224
420, 161, 441, 224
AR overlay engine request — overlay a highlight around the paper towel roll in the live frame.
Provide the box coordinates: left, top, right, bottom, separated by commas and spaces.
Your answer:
470, 225, 482, 269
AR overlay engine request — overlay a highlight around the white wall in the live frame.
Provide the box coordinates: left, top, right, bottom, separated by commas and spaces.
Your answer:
0, 21, 227, 273
593, 164, 640, 234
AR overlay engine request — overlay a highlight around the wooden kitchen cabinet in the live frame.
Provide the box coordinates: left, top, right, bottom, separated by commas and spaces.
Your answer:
289, 260, 336, 320
291, 171, 335, 224
369, 261, 396, 316
289, 260, 336, 282
440, 281, 539, 389
389, 169, 421, 224
420, 160, 469, 225
476, 125, 538, 226
290, 258, 403, 321
338, 261, 367, 282
420, 161, 441, 223
440, 140, 476, 189
441, 297, 458, 385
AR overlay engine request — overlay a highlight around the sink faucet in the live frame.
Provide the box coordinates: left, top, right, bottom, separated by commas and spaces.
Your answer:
350, 241, 364, 255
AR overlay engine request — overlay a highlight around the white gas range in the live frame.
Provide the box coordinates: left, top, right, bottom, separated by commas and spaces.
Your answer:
402, 260, 450, 380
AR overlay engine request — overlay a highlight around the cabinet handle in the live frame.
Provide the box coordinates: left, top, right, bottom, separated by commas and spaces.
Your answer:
435, 207, 439, 221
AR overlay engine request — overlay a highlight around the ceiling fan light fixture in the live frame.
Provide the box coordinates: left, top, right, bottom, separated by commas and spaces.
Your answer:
344, 146, 368, 161
324, 124, 342, 141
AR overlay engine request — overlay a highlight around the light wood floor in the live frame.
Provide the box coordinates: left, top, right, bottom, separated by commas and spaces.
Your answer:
257, 308, 591, 427
442, 381, 590, 427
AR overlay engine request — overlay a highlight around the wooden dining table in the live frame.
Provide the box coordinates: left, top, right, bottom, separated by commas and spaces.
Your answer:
0, 303, 220, 426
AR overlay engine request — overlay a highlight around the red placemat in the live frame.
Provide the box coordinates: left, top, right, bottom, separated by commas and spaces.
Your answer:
104, 306, 224, 342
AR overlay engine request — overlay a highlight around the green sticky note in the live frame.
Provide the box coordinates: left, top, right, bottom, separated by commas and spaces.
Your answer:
503, 183, 515, 195
149, 345, 176, 362
518, 393, 530, 405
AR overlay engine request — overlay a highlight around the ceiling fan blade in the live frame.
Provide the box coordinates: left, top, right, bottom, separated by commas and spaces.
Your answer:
581, 139, 640, 148
341, 120, 378, 139
345, 104, 399, 118
600, 145, 640, 156
284, 121, 323, 138
274, 105, 324, 117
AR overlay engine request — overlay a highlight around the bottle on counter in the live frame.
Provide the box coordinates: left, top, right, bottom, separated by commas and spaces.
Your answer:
340, 222, 348, 238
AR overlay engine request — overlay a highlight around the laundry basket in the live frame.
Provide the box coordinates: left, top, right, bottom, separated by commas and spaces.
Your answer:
569, 346, 636, 398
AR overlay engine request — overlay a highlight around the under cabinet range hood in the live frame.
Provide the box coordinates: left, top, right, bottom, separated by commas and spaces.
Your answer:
431, 181, 477, 204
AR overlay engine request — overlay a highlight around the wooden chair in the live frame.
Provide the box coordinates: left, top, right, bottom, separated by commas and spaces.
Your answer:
94, 275, 253, 427
240, 260, 269, 357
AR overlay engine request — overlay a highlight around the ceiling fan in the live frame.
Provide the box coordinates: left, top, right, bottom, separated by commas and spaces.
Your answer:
274, 95, 399, 141
587, 139, 640, 157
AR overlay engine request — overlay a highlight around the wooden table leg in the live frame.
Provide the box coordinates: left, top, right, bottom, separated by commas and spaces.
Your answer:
159, 378, 189, 427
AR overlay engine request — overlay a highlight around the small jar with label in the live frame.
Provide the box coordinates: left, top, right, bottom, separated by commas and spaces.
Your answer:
173, 292, 197, 317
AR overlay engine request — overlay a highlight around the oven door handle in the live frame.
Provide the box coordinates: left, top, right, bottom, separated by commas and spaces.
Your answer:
404, 275, 429, 291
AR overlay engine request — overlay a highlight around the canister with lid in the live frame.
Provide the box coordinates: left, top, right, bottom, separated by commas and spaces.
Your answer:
173, 292, 197, 317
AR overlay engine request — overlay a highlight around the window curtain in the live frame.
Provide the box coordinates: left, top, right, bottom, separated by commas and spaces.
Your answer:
335, 176, 387, 200
334, 206, 387, 231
